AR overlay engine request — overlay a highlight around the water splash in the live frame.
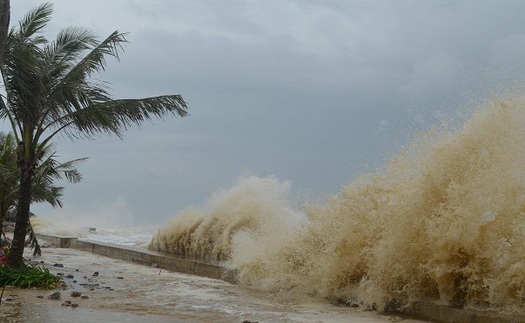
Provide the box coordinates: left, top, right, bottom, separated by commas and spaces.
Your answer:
150, 176, 303, 261
151, 97, 525, 314
31, 217, 90, 238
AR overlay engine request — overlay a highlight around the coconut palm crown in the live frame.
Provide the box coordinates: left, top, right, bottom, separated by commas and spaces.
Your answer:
0, 3, 189, 268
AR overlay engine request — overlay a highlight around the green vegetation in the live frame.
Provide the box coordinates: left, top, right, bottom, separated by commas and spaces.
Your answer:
0, 131, 86, 256
0, 264, 60, 289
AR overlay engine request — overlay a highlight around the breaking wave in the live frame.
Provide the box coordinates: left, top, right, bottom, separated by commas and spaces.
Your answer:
150, 97, 525, 315
150, 176, 303, 261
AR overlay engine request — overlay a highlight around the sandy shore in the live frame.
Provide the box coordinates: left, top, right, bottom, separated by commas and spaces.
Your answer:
0, 247, 427, 323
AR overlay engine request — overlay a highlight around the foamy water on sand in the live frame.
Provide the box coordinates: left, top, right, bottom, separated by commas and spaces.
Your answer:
31, 221, 429, 321
2, 247, 425, 322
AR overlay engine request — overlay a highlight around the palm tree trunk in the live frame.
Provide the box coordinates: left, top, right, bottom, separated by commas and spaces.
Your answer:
6, 166, 32, 269
0, 0, 9, 63
0, 201, 9, 239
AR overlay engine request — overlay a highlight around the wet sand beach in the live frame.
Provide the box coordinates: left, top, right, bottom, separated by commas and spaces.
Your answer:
0, 247, 427, 323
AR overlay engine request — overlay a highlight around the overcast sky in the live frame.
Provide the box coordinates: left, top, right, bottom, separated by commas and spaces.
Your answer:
8, 1, 525, 227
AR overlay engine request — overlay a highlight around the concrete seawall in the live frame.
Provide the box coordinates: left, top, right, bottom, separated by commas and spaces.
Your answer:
34, 233, 238, 284
34, 233, 525, 323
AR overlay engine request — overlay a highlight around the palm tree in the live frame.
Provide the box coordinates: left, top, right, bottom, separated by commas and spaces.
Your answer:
0, 131, 86, 251
1, 3, 189, 268
0, 132, 18, 236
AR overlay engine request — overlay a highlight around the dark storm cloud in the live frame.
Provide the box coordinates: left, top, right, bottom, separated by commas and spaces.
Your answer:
9, 1, 525, 224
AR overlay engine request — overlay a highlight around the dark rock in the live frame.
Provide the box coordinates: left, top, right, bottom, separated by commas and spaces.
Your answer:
53, 263, 64, 267
81, 295, 89, 299
61, 300, 71, 306
71, 291, 81, 297
71, 303, 79, 308
37, 295, 44, 299
48, 291, 61, 300
92, 272, 99, 277
117, 276, 124, 279
56, 272, 64, 276
66, 274, 74, 279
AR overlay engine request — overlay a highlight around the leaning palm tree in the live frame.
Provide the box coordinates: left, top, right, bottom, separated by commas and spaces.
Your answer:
1, 3, 189, 268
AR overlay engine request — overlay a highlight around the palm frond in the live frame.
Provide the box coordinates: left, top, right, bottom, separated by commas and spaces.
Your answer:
55, 157, 87, 183
36, 31, 127, 132
36, 149, 87, 184
27, 220, 41, 257
48, 30, 126, 101
2, 34, 42, 131
42, 27, 97, 86
18, 3, 52, 40
30, 183, 63, 208
2, 39, 39, 98
46, 94, 189, 140
102, 95, 189, 121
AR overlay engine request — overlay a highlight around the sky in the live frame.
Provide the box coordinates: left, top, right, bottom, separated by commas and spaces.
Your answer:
7, 0, 525, 227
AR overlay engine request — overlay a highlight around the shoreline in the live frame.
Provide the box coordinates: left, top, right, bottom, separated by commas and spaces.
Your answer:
2, 241, 422, 323
36, 234, 525, 323
1, 233, 522, 322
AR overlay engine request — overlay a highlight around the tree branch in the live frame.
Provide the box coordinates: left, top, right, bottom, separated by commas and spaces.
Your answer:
0, 0, 10, 63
